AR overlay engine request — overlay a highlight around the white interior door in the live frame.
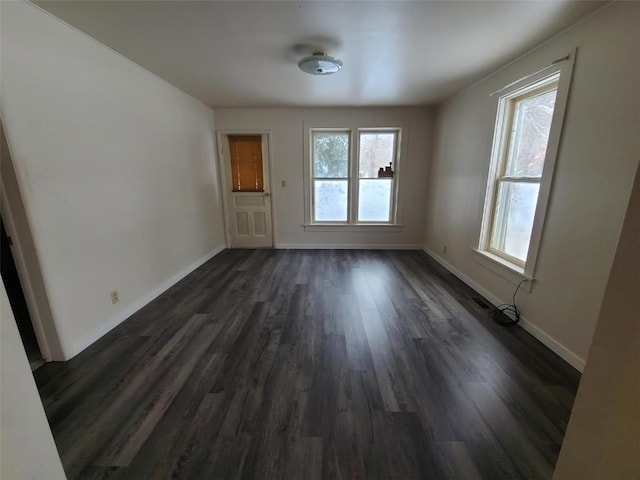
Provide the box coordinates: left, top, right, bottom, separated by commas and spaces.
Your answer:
223, 134, 273, 248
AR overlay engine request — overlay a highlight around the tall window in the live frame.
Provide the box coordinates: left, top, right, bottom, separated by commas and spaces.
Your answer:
310, 128, 399, 224
358, 131, 397, 222
478, 55, 573, 278
312, 131, 350, 222
489, 78, 557, 265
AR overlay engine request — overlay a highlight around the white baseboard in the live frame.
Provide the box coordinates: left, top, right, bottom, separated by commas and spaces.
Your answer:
69, 244, 226, 358
423, 247, 585, 372
275, 243, 423, 250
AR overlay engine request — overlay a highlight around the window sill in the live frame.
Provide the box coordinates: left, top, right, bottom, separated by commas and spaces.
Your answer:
303, 223, 404, 233
472, 249, 534, 292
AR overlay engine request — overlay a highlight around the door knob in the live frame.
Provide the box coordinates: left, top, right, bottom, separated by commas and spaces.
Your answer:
264, 192, 270, 197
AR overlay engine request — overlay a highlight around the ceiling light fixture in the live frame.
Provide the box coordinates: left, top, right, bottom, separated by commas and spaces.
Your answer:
297, 51, 343, 76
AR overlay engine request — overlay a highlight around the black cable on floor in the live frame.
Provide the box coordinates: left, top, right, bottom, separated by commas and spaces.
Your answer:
490, 279, 527, 327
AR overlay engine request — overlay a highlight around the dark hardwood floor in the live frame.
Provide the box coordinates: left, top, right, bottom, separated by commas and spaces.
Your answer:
34, 249, 581, 480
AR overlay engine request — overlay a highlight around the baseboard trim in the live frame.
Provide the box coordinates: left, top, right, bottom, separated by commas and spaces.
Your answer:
68, 244, 226, 358
423, 247, 585, 372
275, 243, 423, 250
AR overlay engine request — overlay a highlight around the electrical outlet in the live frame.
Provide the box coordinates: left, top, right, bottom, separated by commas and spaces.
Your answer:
281, 180, 286, 187
110, 290, 119, 304
443, 245, 448, 255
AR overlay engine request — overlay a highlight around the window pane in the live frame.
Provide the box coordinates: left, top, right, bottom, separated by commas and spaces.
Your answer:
506, 88, 557, 178
358, 179, 392, 222
229, 135, 264, 192
490, 182, 540, 263
358, 132, 396, 178
313, 132, 349, 178
314, 180, 348, 221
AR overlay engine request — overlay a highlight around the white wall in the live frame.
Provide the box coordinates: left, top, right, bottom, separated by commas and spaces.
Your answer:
1, 1, 226, 359
2, 120, 65, 360
553, 164, 640, 480
423, 1, 640, 368
1, 280, 66, 480
214, 107, 434, 248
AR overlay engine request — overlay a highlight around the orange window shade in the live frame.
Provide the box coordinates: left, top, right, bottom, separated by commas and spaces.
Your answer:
229, 135, 264, 192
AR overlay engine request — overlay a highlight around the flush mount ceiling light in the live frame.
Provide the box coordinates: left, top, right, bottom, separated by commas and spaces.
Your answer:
297, 52, 343, 75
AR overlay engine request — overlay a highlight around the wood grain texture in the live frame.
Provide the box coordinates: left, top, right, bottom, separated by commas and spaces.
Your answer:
34, 249, 580, 479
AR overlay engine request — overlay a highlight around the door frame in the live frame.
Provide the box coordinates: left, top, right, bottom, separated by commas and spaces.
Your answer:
1, 184, 54, 361
1, 118, 65, 361
216, 130, 276, 248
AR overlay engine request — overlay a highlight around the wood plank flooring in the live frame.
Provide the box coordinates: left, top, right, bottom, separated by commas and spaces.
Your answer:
34, 249, 581, 479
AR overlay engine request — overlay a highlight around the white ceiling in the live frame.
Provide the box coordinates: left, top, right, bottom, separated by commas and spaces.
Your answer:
33, 1, 605, 108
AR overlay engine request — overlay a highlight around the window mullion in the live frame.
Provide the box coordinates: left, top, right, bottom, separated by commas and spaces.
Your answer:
350, 130, 358, 224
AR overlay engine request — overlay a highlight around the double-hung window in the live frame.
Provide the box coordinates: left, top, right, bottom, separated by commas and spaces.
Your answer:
357, 131, 397, 222
309, 127, 400, 225
489, 78, 558, 265
477, 54, 574, 283
312, 130, 350, 222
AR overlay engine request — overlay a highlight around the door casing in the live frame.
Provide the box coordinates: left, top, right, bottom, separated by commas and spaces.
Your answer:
217, 131, 275, 248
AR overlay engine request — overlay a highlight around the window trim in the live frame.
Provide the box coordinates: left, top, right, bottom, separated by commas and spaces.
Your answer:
304, 122, 406, 228
477, 51, 576, 284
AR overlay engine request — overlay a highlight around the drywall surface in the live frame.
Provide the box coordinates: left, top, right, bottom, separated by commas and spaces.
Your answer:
553, 166, 640, 479
0, 280, 66, 480
214, 107, 433, 248
1, 120, 65, 360
423, 1, 640, 366
1, 1, 226, 359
